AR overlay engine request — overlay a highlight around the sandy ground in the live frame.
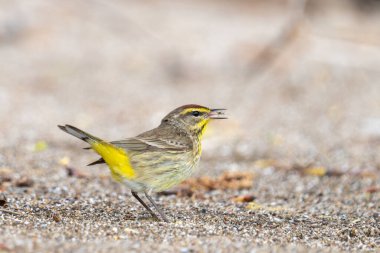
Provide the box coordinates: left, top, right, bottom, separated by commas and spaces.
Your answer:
0, 0, 380, 252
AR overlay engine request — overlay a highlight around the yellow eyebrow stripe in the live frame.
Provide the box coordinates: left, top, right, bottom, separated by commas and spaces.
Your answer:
90, 141, 136, 179
181, 107, 210, 115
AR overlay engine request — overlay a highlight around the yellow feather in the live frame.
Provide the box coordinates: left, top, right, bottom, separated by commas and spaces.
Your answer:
90, 141, 136, 179
180, 107, 210, 115
199, 119, 210, 137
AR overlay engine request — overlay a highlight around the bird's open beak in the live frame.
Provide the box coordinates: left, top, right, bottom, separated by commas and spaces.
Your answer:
208, 109, 227, 119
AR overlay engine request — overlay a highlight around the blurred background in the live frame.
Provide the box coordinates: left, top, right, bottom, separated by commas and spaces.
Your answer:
0, 0, 380, 174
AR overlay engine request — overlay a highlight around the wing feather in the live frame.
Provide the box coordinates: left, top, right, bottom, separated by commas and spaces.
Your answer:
111, 137, 190, 152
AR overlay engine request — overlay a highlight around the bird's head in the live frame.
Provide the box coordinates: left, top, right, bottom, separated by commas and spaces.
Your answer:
161, 104, 227, 136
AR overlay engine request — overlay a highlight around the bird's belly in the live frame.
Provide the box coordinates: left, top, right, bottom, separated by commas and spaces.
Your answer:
125, 151, 199, 192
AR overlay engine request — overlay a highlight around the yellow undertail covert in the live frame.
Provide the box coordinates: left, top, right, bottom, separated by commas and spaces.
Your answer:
90, 141, 136, 179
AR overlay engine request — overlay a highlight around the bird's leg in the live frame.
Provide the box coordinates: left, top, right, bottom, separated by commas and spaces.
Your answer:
131, 191, 160, 221
144, 192, 169, 222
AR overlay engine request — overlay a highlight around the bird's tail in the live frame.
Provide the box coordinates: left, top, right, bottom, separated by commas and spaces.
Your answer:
58, 125, 102, 144
58, 125, 133, 177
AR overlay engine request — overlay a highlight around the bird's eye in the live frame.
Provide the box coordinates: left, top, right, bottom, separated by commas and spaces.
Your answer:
191, 111, 201, 117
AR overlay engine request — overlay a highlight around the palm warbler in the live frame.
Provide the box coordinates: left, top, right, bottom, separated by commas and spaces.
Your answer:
58, 104, 226, 222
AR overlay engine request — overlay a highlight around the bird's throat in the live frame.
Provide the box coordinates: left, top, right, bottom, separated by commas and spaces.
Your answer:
196, 119, 210, 139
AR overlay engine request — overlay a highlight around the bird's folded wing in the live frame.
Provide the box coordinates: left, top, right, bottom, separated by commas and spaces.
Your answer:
111, 137, 190, 152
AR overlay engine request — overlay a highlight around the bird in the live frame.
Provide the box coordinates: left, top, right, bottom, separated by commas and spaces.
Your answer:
58, 104, 226, 222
